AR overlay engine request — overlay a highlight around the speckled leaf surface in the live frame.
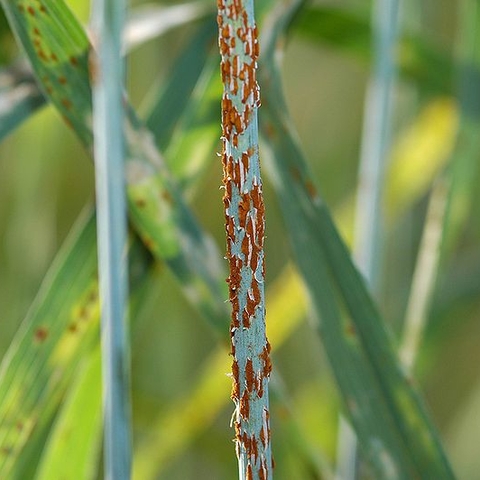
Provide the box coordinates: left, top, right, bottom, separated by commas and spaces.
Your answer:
0, 0, 229, 328
0, 212, 99, 478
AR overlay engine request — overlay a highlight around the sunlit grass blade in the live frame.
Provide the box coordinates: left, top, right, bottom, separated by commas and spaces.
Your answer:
0, 0, 229, 329
0, 4, 214, 142
259, 1, 455, 478
0, 205, 150, 478
262, 68, 454, 480
124, 1, 213, 53
34, 347, 103, 480
0, 62, 44, 140
338, 0, 399, 476
442, 0, 480, 257
0, 211, 99, 478
90, 0, 131, 477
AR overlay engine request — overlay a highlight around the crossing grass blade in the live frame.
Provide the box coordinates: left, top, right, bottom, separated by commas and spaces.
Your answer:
0, 62, 45, 140
34, 347, 103, 480
143, 16, 217, 151
0, 211, 99, 478
259, 1, 455, 478
0, 0, 230, 330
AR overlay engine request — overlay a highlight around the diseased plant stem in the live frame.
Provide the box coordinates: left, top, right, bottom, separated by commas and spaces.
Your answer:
217, 1, 272, 478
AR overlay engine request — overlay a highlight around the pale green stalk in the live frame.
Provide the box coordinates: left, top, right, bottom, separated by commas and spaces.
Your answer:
90, 0, 131, 478
337, 1, 400, 478
217, 1, 272, 478
399, 178, 448, 369
400, 0, 480, 371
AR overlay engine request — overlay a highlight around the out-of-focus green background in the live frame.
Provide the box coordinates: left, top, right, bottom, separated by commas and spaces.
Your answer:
1, 1, 479, 478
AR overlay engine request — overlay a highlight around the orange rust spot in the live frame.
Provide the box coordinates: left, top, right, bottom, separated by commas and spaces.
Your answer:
242, 309, 251, 329
61, 98, 73, 110
68, 323, 78, 333
46, 86, 53, 95
161, 189, 173, 204
27, 6, 35, 16
88, 289, 98, 303
37, 50, 49, 62
16, 422, 24, 432
252, 279, 261, 305
260, 342, 272, 377
34, 327, 48, 343
241, 233, 249, 258
135, 198, 146, 208
58, 76, 67, 85
238, 194, 250, 227
50, 53, 58, 62
62, 115, 73, 130
0, 446, 12, 456
239, 390, 250, 419
246, 295, 256, 316
260, 425, 266, 447
259, 463, 266, 480
305, 179, 318, 199
39, 3, 47, 13
346, 322, 357, 337
143, 236, 155, 251
231, 359, 240, 400
70, 56, 79, 67
78, 306, 88, 320
33, 27, 41, 36
245, 358, 255, 392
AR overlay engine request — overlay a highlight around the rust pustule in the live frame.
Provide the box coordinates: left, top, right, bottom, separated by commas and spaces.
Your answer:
34, 327, 48, 343
245, 358, 255, 392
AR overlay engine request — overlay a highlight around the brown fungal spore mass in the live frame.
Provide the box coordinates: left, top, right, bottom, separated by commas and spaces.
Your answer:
218, 0, 272, 477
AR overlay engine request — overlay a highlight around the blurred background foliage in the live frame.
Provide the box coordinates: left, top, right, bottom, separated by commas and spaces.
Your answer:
0, 0, 479, 478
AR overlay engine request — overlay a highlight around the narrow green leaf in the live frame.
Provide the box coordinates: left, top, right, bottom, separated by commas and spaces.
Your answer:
0, 63, 44, 140
338, 0, 399, 476
35, 348, 103, 480
0, 0, 229, 330
90, 0, 131, 477
259, 2, 455, 478
0, 211, 99, 478
124, 1, 213, 53
144, 17, 217, 152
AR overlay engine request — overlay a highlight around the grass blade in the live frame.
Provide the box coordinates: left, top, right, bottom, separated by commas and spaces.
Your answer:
338, 0, 399, 476
124, 1, 213, 53
0, 0, 229, 330
34, 348, 103, 480
259, 1, 455, 478
0, 211, 99, 478
90, 0, 131, 477
0, 62, 45, 140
